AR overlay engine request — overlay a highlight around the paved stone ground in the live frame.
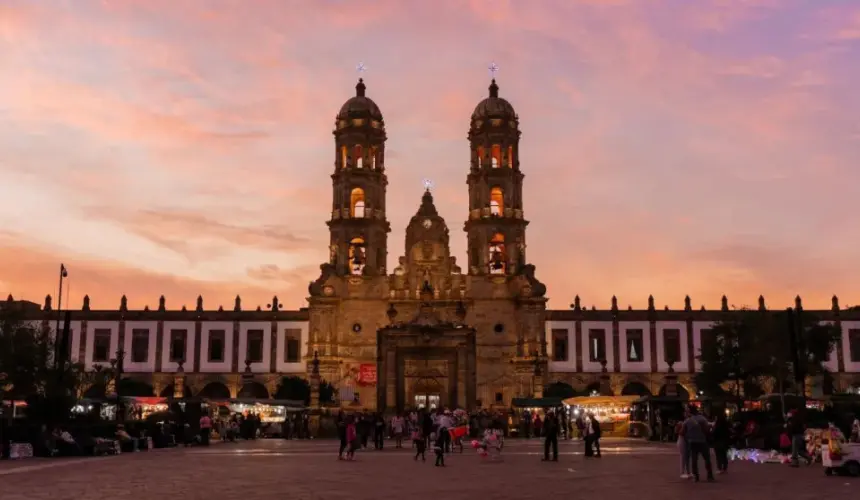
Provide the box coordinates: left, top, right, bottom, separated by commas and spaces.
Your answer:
0, 438, 855, 499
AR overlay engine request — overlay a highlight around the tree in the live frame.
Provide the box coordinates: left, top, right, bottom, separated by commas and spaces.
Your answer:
275, 376, 310, 403
696, 308, 840, 401
0, 310, 54, 400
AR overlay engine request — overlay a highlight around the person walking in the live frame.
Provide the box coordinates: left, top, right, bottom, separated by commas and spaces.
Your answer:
787, 410, 812, 467
681, 405, 714, 482
542, 411, 559, 462
373, 413, 385, 450
336, 412, 348, 460
589, 413, 602, 458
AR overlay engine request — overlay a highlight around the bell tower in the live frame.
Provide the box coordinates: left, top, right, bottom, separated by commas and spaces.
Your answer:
328, 78, 390, 276
464, 79, 528, 276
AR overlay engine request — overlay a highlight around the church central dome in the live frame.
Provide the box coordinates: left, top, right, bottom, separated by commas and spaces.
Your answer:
337, 78, 384, 122
470, 79, 517, 122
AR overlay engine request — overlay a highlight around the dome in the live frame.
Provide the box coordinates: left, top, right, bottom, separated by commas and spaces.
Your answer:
470, 79, 517, 121
337, 78, 384, 121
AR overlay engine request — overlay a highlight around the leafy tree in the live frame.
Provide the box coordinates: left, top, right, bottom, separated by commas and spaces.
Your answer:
0, 310, 54, 400
319, 381, 335, 404
696, 308, 840, 399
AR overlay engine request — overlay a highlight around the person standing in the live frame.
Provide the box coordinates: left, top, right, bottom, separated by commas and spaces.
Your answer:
542, 411, 559, 462
373, 413, 385, 450
711, 412, 730, 474
589, 413, 602, 458
676, 418, 691, 479
681, 405, 714, 482
392, 413, 405, 449
336, 412, 347, 460
198, 412, 212, 446
787, 410, 811, 467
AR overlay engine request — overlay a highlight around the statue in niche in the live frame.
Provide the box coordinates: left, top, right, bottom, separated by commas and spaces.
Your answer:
329, 244, 338, 265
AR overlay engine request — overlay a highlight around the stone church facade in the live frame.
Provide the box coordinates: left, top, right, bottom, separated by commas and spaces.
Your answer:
8, 79, 860, 408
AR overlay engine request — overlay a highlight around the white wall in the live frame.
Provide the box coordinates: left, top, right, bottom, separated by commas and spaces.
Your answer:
123, 321, 158, 373
692, 321, 715, 371
199, 321, 234, 373
276, 321, 309, 374
655, 321, 688, 373
546, 321, 576, 372
618, 321, 651, 373
161, 321, 196, 373
581, 321, 613, 373
85, 321, 119, 371
238, 322, 272, 373
842, 321, 860, 373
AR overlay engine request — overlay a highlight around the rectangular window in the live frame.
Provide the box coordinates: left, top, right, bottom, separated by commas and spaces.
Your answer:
850, 329, 860, 363
664, 329, 681, 365
626, 329, 644, 362
169, 329, 187, 362
93, 329, 111, 362
285, 329, 301, 363
208, 330, 225, 362
246, 329, 264, 363
588, 329, 606, 362
551, 329, 569, 362
131, 329, 150, 363
700, 328, 715, 354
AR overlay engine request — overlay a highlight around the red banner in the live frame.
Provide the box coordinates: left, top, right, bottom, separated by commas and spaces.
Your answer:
358, 364, 377, 385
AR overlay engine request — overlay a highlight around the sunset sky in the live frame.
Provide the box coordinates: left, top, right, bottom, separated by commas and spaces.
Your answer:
1, 0, 859, 312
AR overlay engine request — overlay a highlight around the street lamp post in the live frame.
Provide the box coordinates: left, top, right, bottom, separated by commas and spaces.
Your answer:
111, 348, 126, 422
54, 264, 68, 369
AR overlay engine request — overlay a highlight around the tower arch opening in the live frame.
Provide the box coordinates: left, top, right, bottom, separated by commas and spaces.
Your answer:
491, 144, 501, 168
354, 145, 363, 169
349, 236, 366, 275
488, 232, 506, 275
350, 187, 366, 218
490, 186, 504, 216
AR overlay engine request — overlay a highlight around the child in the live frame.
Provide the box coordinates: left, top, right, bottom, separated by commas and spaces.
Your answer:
412, 427, 425, 461
346, 416, 358, 461
433, 431, 445, 467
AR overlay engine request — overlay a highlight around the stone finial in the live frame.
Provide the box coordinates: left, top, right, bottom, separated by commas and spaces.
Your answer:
611, 296, 618, 311
44, 294, 52, 311
795, 295, 802, 310
82, 295, 90, 311
684, 295, 691, 311
721, 295, 729, 311
832, 295, 840, 311
196, 295, 203, 312
591, 305, 596, 311
572, 295, 581, 311
271, 296, 280, 311
217, 305, 224, 312
234, 295, 241, 312
664, 305, 670, 311
143, 305, 149, 311
120, 295, 128, 311
256, 306, 262, 311
6, 294, 13, 303
181, 305, 187, 312
700, 305, 706, 311
628, 305, 633, 311
158, 295, 166, 311
647, 295, 655, 311
758, 295, 766, 311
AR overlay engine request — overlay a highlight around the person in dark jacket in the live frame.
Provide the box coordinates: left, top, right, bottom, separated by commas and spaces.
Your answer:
336, 412, 348, 459
711, 412, 730, 473
542, 411, 560, 462
788, 410, 811, 467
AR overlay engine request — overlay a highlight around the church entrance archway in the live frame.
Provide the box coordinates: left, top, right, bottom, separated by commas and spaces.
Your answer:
198, 382, 231, 399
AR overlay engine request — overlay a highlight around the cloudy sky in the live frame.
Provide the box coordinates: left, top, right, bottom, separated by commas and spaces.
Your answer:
1, 0, 858, 312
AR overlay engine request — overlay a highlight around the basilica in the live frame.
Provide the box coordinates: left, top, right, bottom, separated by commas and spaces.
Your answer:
8, 78, 860, 409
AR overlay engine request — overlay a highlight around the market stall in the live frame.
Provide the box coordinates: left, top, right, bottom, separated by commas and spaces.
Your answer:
564, 395, 638, 437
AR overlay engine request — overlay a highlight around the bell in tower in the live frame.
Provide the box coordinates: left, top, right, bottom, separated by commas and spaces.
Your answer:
464, 76, 528, 276
328, 78, 391, 276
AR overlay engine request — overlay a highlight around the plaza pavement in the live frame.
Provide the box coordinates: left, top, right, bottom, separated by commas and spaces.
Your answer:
0, 438, 854, 499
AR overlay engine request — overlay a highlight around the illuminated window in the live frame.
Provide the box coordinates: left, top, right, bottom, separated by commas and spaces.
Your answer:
349, 236, 366, 275
350, 187, 365, 218
508, 145, 514, 168
341, 146, 348, 169
488, 232, 506, 274
476, 146, 484, 168
491, 144, 501, 168
490, 187, 504, 216
354, 145, 363, 169
370, 147, 377, 170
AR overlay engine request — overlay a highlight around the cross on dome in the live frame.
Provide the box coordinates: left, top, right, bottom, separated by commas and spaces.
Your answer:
488, 62, 499, 79
356, 61, 367, 75
422, 178, 433, 191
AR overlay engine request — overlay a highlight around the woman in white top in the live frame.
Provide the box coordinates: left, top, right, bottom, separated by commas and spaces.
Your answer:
391, 414, 406, 448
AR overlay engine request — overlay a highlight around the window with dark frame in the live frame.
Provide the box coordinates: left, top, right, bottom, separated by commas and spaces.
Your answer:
93, 329, 111, 362
130, 329, 149, 363
169, 329, 187, 362
208, 330, 225, 362
284, 329, 301, 363
700, 328, 715, 355
588, 329, 606, 362
246, 329, 264, 363
551, 329, 569, 362
664, 329, 682, 365
849, 329, 860, 363
626, 329, 644, 362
